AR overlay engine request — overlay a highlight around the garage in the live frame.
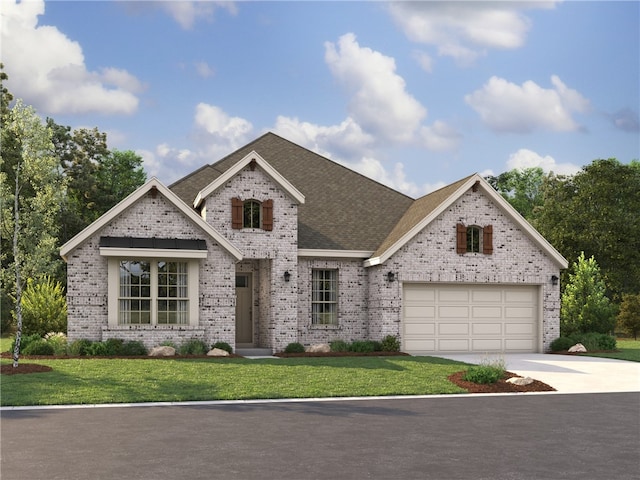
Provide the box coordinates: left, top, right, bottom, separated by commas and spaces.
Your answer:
402, 284, 540, 354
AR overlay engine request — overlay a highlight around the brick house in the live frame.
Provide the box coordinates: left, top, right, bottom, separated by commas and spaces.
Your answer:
60, 133, 567, 354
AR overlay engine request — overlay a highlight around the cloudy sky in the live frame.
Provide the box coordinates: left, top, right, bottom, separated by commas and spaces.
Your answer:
2, 0, 638, 196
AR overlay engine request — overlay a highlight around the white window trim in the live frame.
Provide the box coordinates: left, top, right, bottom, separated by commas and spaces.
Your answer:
107, 258, 199, 328
311, 269, 339, 326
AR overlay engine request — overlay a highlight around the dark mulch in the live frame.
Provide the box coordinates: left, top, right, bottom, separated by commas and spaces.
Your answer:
1, 363, 53, 375
448, 371, 556, 393
274, 351, 410, 358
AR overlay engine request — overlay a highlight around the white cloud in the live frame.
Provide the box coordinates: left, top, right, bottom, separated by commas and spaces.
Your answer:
388, 2, 557, 65
324, 33, 427, 143
160, 1, 237, 30
194, 103, 253, 146
194, 61, 215, 78
413, 50, 434, 73
1, 0, 140, 115
420, 120, 461, 151
465, 75, 590, 133
507, 148, 581, 176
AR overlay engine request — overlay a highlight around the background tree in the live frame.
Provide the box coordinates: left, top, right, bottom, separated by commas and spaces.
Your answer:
616, 293, 640, 340
486, 167, 546, 219
532, 159, 640, 301
1, 100, 64, 366
560, 252, 616, 336
96, 149, 147, 210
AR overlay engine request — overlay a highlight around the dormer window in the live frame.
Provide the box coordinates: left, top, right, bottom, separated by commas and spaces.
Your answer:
232, 198, 273, 231
456, 223, 493, 254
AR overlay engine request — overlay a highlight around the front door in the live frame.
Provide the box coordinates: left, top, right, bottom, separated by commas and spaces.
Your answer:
235, 274, 253, 344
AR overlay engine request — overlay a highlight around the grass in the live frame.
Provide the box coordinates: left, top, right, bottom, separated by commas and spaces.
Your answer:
0, 336, 11, 354
0, 356, 468, 406
583, 338, 640, 362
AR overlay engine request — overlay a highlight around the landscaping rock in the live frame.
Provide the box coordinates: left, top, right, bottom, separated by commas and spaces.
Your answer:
305, 343, 331, 353
506, 376, 534, 386
149, 346, 176, 357
568, 343, 587, 353
207, 348, 230, 357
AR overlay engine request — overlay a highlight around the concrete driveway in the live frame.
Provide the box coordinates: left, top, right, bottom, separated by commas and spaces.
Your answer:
433, 353, 640, 393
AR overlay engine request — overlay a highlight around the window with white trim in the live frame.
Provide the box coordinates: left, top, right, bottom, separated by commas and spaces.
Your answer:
312, 269, 338, 325
109, 258, 198, 327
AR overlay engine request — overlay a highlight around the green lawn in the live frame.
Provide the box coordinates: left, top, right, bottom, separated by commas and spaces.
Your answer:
0, 356, 469, 407
583, 338, 640, 362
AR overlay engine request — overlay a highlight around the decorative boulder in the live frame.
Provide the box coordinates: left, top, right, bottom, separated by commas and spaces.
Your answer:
305, 343, 331, 353
207, 348, 230, 357
568, 343, 587, 353
506, 376, 534, 386
149, 346, 176, 357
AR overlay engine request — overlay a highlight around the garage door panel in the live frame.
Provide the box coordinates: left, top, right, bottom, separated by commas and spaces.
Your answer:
438, 323, 468, 335
403, 284, 538, 354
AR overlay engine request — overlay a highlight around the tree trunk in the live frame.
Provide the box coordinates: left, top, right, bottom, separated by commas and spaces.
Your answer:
12, 160, 22, 368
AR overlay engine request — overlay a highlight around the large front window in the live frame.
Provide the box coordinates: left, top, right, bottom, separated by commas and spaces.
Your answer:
118, 260, 189, 325
312, 269, 338, 325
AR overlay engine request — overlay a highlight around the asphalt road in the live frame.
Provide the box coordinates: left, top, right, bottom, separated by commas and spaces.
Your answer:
1, 393, 639, 480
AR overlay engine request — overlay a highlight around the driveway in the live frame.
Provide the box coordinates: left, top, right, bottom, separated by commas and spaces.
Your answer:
432, 353, 640, 393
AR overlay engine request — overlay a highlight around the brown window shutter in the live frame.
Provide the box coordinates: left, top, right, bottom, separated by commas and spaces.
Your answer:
483, 225, 493, 254
231, 198, 243, 229
456, 223, 467, 254
262, 199, 273, 231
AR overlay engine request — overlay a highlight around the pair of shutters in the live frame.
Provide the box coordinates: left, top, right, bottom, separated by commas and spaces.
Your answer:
456, 223, 493, 255
231, 198, 273, 231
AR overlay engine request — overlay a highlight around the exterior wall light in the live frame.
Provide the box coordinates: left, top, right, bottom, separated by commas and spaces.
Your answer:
387, 271, 395, 282
551, 275, 559, 286
284, 271, 291, 282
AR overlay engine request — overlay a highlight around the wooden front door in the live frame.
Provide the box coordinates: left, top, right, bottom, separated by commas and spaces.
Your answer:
235, 274, 253, 344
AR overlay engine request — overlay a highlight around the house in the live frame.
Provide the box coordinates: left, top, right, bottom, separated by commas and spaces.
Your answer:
60, 133, 568, 354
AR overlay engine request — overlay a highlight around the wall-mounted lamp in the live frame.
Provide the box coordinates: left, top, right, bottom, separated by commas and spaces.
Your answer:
284, 271, 291, 282
551, 275, 559, 286
386, 271, 395, 283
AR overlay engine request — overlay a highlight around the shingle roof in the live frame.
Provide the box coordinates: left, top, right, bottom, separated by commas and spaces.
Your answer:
170, 132, 414, 251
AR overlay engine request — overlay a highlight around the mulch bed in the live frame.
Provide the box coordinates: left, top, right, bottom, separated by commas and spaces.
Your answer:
1, 363, 53, 375
448, 371, 556, 393
274, 351, 410, 358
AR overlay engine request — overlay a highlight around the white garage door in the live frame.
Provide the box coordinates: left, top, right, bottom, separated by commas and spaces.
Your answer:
403, 284, 539, 354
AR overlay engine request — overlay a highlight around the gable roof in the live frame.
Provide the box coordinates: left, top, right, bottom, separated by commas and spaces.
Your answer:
60, 178, 243, 261
170, 132, 414, 251
193, 151, 305, 208
365, 174, 568, 268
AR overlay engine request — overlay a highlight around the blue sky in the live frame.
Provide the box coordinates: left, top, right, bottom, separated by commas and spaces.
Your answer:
2, 1, 639, 196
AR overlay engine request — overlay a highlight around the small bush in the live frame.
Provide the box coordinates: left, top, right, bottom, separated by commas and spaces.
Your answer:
463, 365, 504, 384
349, 340, 376, 353
212, 341, 233, 354
330, 340, 349, 352
18, 276, 67, 337
160, 340, 177, 349
22, 339, 55, 356
568, 332, 617, 351
550, 336, 575, 352
44, 332, 68, 355
11, 333, 42, 354
179, 339, 208, 355
284, 342, 305, 354
380, 335, 400, 352
104, 338, 125, 356
86, 342, 109, 356
68, 339, 93, 356
121, 341, 148, 356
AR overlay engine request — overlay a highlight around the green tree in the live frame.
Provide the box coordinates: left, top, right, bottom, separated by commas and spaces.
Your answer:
486, 167, 546, 219
617, 293, 640, 340
19, 276, 67, 336
561, 252, 616, 336
1, 101, 65, 366
96, 149, 146, 209
533, 159, 640, 301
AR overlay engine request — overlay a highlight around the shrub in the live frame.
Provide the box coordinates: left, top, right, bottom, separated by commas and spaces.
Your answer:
349, 340, 376, 353
44, 332, 68, 355
284, 342, 305, 354
86, 342, 109, 356
22, 339, 55, 356
569, 332, 616, 351
68, 339, 93, 356
330, 340, 349, 352
380, 335, 400, 352
617, 293, 640, 340
212, 341, 233, 354
103, 338, 125, 356
179, 339, 208, 355
18, 276, 67, 337
463, 365, 504, 384
160, 340, 177, 349
550, 336, 575, 352
120, 340, 148, 356
11, 333, 42, 355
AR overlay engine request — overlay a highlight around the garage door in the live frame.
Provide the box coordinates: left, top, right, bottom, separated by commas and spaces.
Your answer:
403, 284, 539, 354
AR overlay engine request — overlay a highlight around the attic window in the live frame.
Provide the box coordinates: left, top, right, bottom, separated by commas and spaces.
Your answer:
456, 224, 493, 254
232, 198, 273, 231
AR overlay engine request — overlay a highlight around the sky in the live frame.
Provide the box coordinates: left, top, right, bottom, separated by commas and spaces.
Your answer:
2, 0, 639, 197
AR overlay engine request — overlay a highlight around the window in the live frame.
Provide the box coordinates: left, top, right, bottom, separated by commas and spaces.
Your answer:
232, 198, 273, 231
312, 269, 338, 325
116, 260, 193, 326
456, 223, 493, 254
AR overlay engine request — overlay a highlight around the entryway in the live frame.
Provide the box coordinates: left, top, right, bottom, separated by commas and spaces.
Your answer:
235, 273, 253, 344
